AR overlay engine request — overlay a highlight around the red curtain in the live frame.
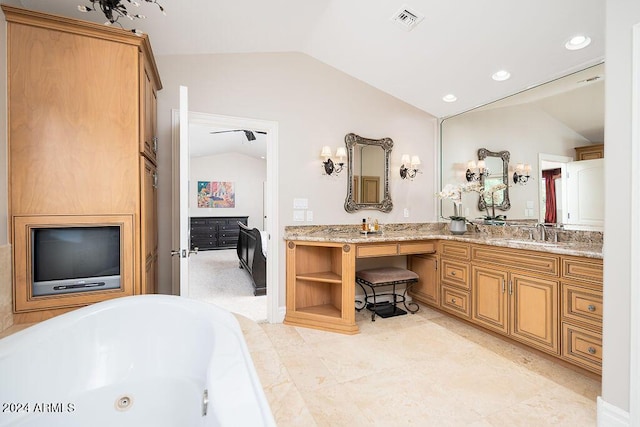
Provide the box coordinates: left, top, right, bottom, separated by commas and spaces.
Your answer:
542, 169, 561, 223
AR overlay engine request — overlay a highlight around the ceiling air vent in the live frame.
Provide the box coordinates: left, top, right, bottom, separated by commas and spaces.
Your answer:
390, 5, 424, 32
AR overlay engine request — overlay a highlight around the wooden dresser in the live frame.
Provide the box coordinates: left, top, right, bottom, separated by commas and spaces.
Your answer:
190, 216, 248, 250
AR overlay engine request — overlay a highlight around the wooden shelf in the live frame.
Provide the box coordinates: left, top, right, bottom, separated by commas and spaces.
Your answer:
297, 304, 341, 318
295, 271, 342, 284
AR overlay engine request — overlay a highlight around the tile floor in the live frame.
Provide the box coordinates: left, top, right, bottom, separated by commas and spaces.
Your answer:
237, 305, 600, 427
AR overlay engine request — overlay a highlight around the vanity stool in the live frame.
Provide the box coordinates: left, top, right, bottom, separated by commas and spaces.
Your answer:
355, 267, 420, 321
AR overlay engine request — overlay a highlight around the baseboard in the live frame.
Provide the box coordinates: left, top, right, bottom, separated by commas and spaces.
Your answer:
275, 305, 286, 323
598, 396, 630, 427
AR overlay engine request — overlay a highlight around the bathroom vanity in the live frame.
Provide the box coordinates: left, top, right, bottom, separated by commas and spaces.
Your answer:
284, 224, 603, 375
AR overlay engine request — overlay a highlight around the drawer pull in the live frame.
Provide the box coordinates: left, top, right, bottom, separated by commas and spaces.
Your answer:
588, 347, 596, 355
450, 271, 456, 276
588, 305, 596, 312
451, 298, 456, 304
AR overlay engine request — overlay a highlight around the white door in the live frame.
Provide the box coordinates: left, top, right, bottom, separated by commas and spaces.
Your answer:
566, 158, 604, 230
177, 85, 195, 296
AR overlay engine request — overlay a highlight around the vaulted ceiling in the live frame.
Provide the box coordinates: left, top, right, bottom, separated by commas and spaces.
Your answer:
17, 0, 605, 119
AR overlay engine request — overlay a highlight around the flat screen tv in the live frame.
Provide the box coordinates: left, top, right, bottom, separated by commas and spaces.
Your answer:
31, 226, 121, 297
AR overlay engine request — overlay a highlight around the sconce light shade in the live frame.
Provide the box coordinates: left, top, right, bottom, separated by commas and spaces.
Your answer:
321, 145, 346, 175
513, 163, 532, 184
400, 154, 421, 180
466, 159, 488, 182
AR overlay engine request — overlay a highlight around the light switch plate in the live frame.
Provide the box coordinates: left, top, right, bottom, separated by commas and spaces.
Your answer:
306, 211, 313, 222
293, 198, 308, 209
293, 210, 305, 221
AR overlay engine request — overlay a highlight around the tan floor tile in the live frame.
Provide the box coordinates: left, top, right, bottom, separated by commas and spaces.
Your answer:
246, 306, 598, 427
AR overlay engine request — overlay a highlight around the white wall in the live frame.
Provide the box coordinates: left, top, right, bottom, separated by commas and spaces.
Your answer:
441, 103, 589, 220
602, 0, 640, 419
189, 152, 266, 229
155, 52, 438, 303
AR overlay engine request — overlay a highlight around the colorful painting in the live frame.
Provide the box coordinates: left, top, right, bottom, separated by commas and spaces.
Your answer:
197, 181, 235, 208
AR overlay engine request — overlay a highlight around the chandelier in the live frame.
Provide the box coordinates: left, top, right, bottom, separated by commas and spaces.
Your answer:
78, 0, 165, 34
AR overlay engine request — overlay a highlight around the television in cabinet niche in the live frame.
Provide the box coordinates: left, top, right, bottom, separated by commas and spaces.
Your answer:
32, 226, 120, 296
13, 215, 135, 312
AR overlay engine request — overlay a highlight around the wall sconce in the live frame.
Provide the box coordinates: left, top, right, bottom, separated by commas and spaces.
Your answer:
321, 146, 347, 175
400, 154, 421, 179
465, 160, 487, 182
513, 163, 532, 184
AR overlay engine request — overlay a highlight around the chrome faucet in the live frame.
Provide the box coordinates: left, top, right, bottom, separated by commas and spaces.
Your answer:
536, 223, 546, 242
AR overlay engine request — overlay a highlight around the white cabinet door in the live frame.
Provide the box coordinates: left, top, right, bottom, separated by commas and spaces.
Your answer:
566, 158, 604, 230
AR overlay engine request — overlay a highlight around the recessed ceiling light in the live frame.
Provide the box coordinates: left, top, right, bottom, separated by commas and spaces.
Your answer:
492, 70, 511, 81
565, 35, 591, 50
442, 94, 457, 103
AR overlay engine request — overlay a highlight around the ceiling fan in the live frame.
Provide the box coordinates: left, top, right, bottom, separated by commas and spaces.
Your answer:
209, 129, 266, 141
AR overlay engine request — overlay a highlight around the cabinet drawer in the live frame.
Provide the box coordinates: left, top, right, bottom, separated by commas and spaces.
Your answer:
562, 257, 603, 284
562, 323, 602, 374
218, 238, 239, 247
562, 283, 602, 327
440, 285, 470, 318
440, 241, 470, 260
357, 244, 397, 258
398, 242, 435, 255
471, 246, 559, 276
441, 259, 470, 290
219, 223, 240, 231
218, 230, 240, 239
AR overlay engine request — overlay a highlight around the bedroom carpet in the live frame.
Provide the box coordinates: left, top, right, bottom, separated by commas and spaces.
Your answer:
188, 249, 267, 322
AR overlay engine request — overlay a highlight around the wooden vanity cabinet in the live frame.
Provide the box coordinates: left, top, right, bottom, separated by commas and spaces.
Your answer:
471, 246, 560, 355
284, 241, 358, 334
439, 241, 472, 319
408, 253, 439, 307
560, 256, 603, 374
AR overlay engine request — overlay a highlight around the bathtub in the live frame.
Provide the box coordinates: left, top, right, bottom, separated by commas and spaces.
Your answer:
0, 295, 276, 427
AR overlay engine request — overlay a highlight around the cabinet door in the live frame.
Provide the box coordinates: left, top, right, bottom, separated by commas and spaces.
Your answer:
472, 266, 509, 335
141, 157, 158, 294
408, 254, 439, 307
141, 61, 158, 163
510, 273, 559, 354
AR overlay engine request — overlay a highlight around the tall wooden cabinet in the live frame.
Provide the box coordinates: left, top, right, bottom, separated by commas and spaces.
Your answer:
3, 6, 162, 320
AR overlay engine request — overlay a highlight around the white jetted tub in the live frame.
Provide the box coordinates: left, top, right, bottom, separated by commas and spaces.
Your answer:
0, 295, 275, 427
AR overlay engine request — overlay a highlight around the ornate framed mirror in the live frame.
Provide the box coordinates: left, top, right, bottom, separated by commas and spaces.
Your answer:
344, 133, 393, 213
478, 148, 510, 211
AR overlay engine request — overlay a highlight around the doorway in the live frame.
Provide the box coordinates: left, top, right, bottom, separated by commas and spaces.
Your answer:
171, 110, 280, 323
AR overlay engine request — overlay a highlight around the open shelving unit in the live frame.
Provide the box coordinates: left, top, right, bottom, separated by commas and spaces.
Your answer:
284, 241, 358, 334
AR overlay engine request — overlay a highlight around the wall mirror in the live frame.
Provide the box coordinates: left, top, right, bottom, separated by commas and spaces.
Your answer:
477, 148, 510, 211
440, 62, 604, 229
344, 133, 393, 213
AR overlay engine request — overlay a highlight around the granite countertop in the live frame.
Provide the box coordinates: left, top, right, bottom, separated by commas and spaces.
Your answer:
284, 223, 603, 259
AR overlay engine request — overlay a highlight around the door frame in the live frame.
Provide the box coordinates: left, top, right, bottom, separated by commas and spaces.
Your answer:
171, 110, 280, 323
